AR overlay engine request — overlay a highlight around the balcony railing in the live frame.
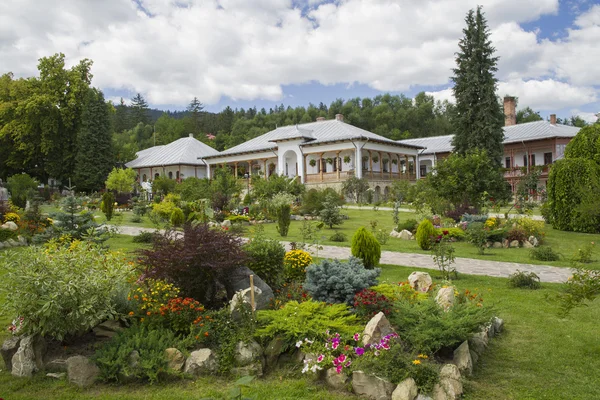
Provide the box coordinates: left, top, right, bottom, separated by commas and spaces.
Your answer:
305, 171, 416, 183
503, 165, 550, 179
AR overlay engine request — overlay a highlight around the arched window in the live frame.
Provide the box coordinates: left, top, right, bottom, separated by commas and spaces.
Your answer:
142, 174, 147, 182
176, 171, 180, 180
168, 171, 173, 179
155, 173, 159, 180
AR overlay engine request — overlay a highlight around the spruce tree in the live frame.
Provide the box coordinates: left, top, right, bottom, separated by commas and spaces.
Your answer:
113, 97, 129, 132
74, 88, 114, 192
130, 93, 150, 126
186, 96, 204, 136
451, 6, 505, 166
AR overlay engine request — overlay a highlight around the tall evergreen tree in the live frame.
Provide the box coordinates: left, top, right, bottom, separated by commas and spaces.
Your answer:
186, 96, 204, 136
451, 6, 504, 166
113, 97, 129, 132
130, 93, 149, 126
74, 88, 114, 192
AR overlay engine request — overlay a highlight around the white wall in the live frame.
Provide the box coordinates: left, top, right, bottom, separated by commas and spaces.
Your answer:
135, 165, 207, 182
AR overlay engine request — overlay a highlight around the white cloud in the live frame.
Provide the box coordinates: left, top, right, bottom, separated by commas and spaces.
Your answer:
571, 109, 600, 124
0, 0, 597, 112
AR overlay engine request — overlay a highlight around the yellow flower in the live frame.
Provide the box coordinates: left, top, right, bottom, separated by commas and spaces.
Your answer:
412, 360, 421, 365
417, 354, 428, 359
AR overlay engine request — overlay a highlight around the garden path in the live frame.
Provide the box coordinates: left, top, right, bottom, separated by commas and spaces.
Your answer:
114, 225, 571, 283
342, 205, 545, 221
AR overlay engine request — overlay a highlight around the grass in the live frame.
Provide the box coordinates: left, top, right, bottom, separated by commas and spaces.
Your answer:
1, 236, 599, 399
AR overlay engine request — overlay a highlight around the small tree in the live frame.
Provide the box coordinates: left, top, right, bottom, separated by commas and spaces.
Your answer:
320, 193, 343, 229
105, 168, 137, 194
6, 173, 38, 208
416, 219, 436, 250
152, 176, 177, 197
271, 192, 294, 237
170, 208, 184, 227
342, 176, 370, 204
351, 227, 381, 269
101, 191, 115, 221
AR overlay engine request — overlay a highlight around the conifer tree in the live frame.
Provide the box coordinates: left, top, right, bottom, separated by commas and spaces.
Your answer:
130, 93, 150, 126
451, 6, 504, 166
113, 97, 129, 132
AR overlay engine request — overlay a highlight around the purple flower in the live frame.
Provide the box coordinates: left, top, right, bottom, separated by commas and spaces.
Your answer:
336, 364, 343, 374
353, 333, 360, 341
355, 347, 365, 356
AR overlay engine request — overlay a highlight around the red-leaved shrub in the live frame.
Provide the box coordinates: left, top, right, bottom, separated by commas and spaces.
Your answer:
353, 289, 393, 320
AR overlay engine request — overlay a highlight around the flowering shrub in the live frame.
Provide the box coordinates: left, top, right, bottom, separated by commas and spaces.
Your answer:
3, 212, 20, 223
432, 230, 456, 280
270, 282, 310, 309
514, 217, 545, 240
128, 279, 180, 315
370, 282, 426, 303
353, 289, 393, 319
506, 225, 528, 243
484, 217, 499, 229
572, 242, 595, 264
284, 249, 313, 282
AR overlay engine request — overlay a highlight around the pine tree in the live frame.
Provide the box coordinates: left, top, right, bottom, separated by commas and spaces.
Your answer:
186, 96, 204, 136
114, 97, 129, 132
130, 93, 150, 126
74, 88, 114, 192
451, 6, 504, 166
320, 193, 343, 229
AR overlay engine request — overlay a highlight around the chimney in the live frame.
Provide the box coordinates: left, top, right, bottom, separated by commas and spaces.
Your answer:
316, 117, 326, 122
189, 133, 194, 138
503, 96, 516, 126
335, 114, 344, 122
550, 114, 557, 125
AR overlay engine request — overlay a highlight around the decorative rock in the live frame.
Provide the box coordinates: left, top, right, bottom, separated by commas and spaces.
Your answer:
469, 349, 479, 365
352, 371, 396, 400
221, 219, 232, 228
492, 317, 504, 334
234, 340, 263, 367
362, 312, 394, 346
11, 335, 45, 377
453, 341, 472, 376
389, 230, 401, 239
93, 320, 123, 339
227, 266, 274, 310
439, 363, 461, 381
325, 367, 349, 391
7, 238, 18, 247
45, 358, 68, 372
408, 272, 432, 293
392, 377, 418, 400
66, 356, 100, 388
184, 349, 218, 376
1, 336, 21, 371
18, 235, 27, 245
230, 287, 268, 320
486, 322, 496, 338
522, 240, 534, 248
492, 242, 503, 249
265, 336, 285, 369
164, 348, 185, 372
231, 363, 263, 377
432, 364, 463, 400
1, 221, 18, 231
399, 230, 414, 240
528, 235, 539, 247
46, 372, 66, 379
416, 395, 433, 400
502, 239, 509, 248
435, 287, 455, 311
509, 240, 520, 248
469, 331, 488, 356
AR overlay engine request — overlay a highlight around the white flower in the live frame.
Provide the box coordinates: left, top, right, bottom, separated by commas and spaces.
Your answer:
296, 340, 303, 348
301, 364, 309, 374
310, 364, 322, 373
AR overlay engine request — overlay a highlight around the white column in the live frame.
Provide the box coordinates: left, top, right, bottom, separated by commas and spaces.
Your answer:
206, 163, 211, 179
356, 145, 363, 179
415, 153, 420, 180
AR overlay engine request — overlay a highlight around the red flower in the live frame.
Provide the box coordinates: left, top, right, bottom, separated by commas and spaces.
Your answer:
442, 230, 449, 236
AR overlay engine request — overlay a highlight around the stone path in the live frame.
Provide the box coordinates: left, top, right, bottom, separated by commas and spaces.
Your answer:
113, 224, 571, 283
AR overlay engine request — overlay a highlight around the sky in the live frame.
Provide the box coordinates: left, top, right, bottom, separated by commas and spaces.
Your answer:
1, 0, 599, 122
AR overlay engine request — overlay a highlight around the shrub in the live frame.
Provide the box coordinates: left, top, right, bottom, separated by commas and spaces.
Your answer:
101, 191, 115, 221
284, 249, 312, 282
255, 300, 362, 349
132, 231, 159, 243
174, 177, 212, 201
304, 257, 380, 304
0, 228, 18, 242
572, 242, 595, 264
137, 223, 247, 308
353, 289, 393, 320
170, 207, 185, 226
244, 227, 286, 288
507, 270, 541, 289
506, 225, 527, 243
416, 220, 436, 250
444, 204, 480, 222
329, 232, 347, 242
529, 246, 560, 262
271, 193, 294, 237
226, 215, 250, 223
466, 222, 488, 255
389, 294, 493, 354
556, 268, 600, 316
130, 214, 142, 223
105, 168, 137, 194
6, 173, 37, 208
1, 241, 132, 340
152, 175, 177, 196
460, 214, 489, 226
397, 219, 418, 233
434, 227, 466, 241
514, 217, 545, 239
351, 227, 381, 268
319, 193, 344, 228
371, 283, 427, 303
151, 195, 180, 221
301, 188, 343, 215
93, 324, 191, 383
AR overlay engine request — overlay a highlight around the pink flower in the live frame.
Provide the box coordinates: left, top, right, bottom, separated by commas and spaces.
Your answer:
332, 341, 339, 350
317, 354, 324, 363
337, 354, 346, 363
336, 364, 343, 374
353, 333, 360, 341
355, 347, 365, 356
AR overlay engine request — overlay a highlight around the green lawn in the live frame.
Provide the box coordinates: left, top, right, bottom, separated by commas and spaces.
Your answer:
1, 238, 599, 399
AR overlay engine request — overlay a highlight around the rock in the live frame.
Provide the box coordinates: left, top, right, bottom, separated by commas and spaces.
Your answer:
234, 340, 263, 367
502, 239, 509, 248
129, 350, 140, 369
439, 363, 461, 381
184, 349, 218, 376
469, 331, 488, 356
435, 287, 455, 311
164, 348, 185, 372
11, 335, 45, 377
325, 367, 349, 391
1, 221, 18, 231
492, 242, 503, 249
522, 240, 534, 248
221, 219, 232, 228
45, 358, 68, 372
7, 238, 18, 247
416, 395, 433, 400
231, 363, 263, 377
230, 287, 268, 320
469, 349, 479, 365
453, 341, 472, 376
362, 312, 394, 346
46, 372, 66, 379
392, 377, 418, 400
486, 322, 496, 338
509, 240, 520, 248
399, 230, 414, 240
227, 266, 274, 310
528, 236, 539, 247
18, 235, 27, 245
0, 241, 4, 249
66, 356, 100, 388
492, 317, 504, 334
432, 364, 463, 400
408, 272, 432, 293
389, 230, 401, 238
93, 320, 123, 339
264, 336, 285, 370
1, 336, 21, 371
352, 370, 396, 400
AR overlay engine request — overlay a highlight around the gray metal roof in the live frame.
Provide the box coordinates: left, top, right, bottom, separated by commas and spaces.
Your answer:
126, 135, 220, 168
205, 119, 424, 158
398, 121, 581, 155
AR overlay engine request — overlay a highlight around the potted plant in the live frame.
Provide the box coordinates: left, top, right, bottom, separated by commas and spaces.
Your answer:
392, 159, 398, 165
372, 156, 379, 163
343, 155, 351, 164
362, 156, 369, 162
326, 158, 333, 165
309, 159, 317, 167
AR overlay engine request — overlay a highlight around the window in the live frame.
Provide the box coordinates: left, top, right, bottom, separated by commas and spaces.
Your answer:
531, 154, 536, 167
333, 157, 338, 172
505, 157, 511, 169
420, 165, 427, 177
362, 158, 369, 171
142, 174, 147, 182
176, 171, 180, 180
523, 155, 528, 167
383, 160, 388, 173
556, 144, 566, 159
544, 152, 553, 165
168, 171, 173, 179
154, 173, 159, 180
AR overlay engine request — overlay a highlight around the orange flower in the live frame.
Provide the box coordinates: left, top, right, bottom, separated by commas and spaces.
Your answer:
195, 335, 199, 340
134, 295, 139, 300
146, 311, 151, 316
128, 311, 134, 316
204, 332, 209, 337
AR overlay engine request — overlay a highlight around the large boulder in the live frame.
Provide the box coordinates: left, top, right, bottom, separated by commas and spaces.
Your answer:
528, 236, 539, 247
184, 349, 218, 376
164, 348, 186, 372
492, 317, 504, 334
408, 272, 432, 293
469, 331, 489, 356
234, 340, 263, 367
453, 341, 472, 376
93, 320, 123, 339
227, 266, 274, 310
230, 287, 269, 320
66, 356, 100, 388
399, 230, 414, 240
509, 240, 520, 248
435, 287, 455, 311
432, 364, 463, 400
392, 377, 418, 400
1, 336, 21, 371
1, 221, 18, 231
264, 336, 285, 370
45, 358, 68, 372
325, 367, 349, 391
522, 240, 534, 248
352, 371, 396, 400
11, 335, 46, 377
362, 312, 394, 346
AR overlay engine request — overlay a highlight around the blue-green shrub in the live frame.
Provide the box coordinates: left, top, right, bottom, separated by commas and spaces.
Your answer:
304, 257, 380, 304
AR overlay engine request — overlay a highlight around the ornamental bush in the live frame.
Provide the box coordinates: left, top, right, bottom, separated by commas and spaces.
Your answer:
529, 246, 560, 262
1, 241, 132, 340
466, 222, 488, 254
101, 191, 115, 221
6, 173, 37, 209
397, 219, 418, 233
244, 226, 286, 288
507, 270, 541, 290
170, 207, 185, 227
304, 257, 380, 304
353, 289, 393, 320
351, 227, 381, 268
284, 249, 312, 282
416, 219, 436, 250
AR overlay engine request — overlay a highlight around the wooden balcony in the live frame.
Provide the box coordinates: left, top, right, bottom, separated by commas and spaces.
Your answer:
305, 170, 416, 183
503, 166, 550, 179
